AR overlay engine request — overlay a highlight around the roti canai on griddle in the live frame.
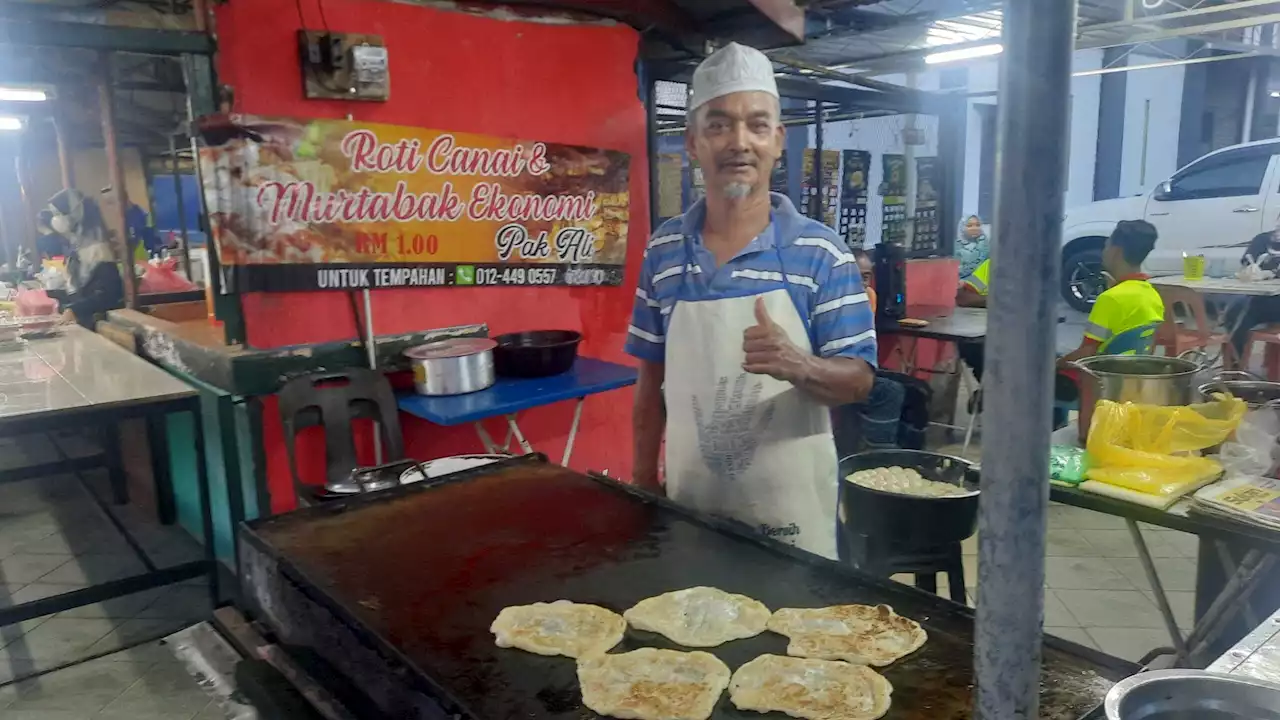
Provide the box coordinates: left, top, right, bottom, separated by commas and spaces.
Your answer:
623, 586, 771, 647
490, 601, 625, 658
766, 604, 926, 666
577, 647, 731, 720
729, 654, 892, 720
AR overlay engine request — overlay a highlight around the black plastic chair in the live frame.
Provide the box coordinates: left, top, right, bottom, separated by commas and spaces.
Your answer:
277, 369, 406, 506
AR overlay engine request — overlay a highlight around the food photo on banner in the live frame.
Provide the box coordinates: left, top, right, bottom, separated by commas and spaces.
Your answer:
196, 114, 631, 291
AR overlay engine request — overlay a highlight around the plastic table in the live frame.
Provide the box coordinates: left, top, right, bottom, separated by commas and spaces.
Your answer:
396, 357, 637, 464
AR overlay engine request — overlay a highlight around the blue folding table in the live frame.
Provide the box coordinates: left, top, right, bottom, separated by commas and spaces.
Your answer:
396, 357, 637, 465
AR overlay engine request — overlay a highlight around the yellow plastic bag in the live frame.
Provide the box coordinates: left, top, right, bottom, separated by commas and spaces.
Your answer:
1084, 396, 1244, 497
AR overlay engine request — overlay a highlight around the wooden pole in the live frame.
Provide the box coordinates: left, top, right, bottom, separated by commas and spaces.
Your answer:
97, 53, 138, 309
53, 114, 74, 190
14, 141, 38, 247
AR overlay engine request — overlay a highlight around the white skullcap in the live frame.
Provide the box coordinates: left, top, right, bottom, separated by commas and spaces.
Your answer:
689, 42, 778, 112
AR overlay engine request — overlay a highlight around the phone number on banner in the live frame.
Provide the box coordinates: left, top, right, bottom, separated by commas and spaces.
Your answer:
228, 264, 624, 292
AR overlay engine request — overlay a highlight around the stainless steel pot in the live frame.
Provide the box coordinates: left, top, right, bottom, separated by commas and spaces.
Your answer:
1199, 370, 1280, 405
405, 338, 496, 396
1199, 370, 1280, 431
1072, 353, 1203, 443
1104, 669, 1280, 720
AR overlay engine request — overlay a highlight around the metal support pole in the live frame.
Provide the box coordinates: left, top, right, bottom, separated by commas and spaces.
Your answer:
642, 63, 660, 232
53, 115, 74, 189
359, 288, 383, 464
169, 134, 193, 281
14, 141, 38, 247
974, 1, 1076, 719
903, 70, 918, 249
192, 0, 208, 33
811, 100, 823, 222
1243, 63, 1257, 143
97, 54, 139, 309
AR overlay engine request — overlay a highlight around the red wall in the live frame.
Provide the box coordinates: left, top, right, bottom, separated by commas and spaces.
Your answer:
214, 0, 647, 511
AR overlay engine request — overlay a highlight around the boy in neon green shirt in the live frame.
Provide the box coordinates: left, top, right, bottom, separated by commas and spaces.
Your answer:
956, 257, 990, 308
1058, 220, 1164, 366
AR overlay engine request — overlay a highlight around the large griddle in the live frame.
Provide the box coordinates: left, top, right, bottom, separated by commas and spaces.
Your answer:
239, 455, 1136, 720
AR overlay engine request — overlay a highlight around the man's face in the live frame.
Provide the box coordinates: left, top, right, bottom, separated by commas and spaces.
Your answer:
686, 91, 784, 200
857, 256, 874, 289
1102, 241, 1123, 276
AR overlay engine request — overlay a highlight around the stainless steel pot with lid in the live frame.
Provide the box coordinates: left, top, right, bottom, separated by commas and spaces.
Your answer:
1071, 353, 1204, 443
405, 338, 496, 396
1104, 669, 1280, 720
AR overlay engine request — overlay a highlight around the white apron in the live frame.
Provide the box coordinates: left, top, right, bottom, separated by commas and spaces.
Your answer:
664, 286, 840, 559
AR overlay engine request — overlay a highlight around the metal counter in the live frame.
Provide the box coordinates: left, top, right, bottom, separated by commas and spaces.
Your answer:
1208, 606, 1280, 686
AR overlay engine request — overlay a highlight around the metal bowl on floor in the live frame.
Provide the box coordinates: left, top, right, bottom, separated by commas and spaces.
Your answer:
838, 449, 980, 554
1104, 669, 1280, 720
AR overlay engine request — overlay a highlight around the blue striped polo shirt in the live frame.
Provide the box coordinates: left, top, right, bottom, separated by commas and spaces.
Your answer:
625, 193, 877, 366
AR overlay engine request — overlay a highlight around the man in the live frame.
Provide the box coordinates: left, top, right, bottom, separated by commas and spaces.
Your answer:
1058, 220, 1163, 364
845, 249, 904, 450
626, 43, 876, 559
1229, 218, 1280, 357
101, 186, 161, 259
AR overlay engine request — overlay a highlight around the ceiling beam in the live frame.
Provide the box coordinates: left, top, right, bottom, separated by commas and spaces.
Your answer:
0, 19, 214, 55
1079, 0, 1280, 35
773, 76, 949, 113
744, 0, 805, 43
824, 37, 998, 72
1201, 37, 1280, 59
1077, 13, 1280, 50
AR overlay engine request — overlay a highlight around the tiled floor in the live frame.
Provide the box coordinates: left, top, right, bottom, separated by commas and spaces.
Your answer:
895, 504, 1201, 664
0, 639, 219, 719
0, 432, 213, 715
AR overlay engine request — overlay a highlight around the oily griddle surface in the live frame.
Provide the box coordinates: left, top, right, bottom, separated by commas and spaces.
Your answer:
248, 461, 1121, 720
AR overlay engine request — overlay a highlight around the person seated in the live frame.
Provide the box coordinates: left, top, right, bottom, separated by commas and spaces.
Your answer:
952, 258, 990, 389
1229, 219, 1280, 358
44, 190, 125, 328
1058, 220, 1163, 366
833, 249, 904, 451
956, 257, 989, 309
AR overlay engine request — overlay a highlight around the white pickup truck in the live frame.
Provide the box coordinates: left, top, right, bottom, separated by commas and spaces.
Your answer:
1060, 138, 1280, 311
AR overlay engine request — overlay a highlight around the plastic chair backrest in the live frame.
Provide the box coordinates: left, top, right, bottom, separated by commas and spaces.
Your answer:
1100, 322, 1159, 356
1155, 285, 1215, 347
277, 369, 405, 503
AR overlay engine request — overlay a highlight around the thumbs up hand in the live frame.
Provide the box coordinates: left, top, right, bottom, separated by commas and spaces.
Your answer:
743, 296, 810, 384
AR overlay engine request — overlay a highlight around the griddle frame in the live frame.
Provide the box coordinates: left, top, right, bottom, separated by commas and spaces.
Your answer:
238, 454, 1139, 720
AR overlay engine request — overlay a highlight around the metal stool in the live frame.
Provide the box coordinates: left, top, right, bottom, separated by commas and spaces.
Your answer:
842, 532, 968, 604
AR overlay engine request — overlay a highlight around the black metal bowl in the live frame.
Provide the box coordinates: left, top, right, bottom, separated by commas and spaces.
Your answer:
839, 449, 980, 556
492, 330, 582, 378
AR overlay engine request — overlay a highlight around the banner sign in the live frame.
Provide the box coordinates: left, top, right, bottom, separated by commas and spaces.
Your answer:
198, 115, 631, 291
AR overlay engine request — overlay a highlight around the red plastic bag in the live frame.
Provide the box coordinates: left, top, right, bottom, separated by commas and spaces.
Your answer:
138, 258, 198, 294
16, 287, 58, 317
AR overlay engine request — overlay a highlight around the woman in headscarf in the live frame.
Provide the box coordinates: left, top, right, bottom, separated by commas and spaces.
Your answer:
955, 214, 989, 279
43, 189, 124, 328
